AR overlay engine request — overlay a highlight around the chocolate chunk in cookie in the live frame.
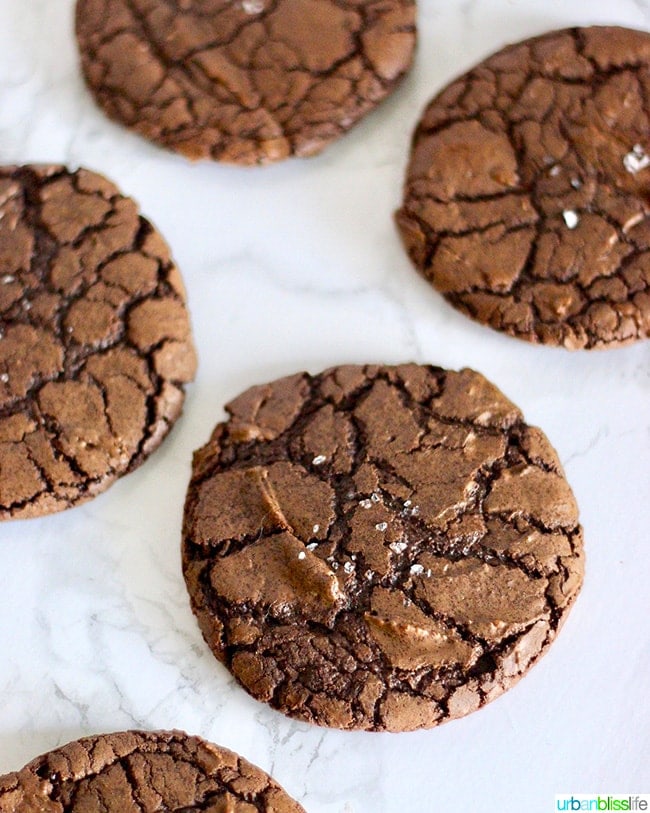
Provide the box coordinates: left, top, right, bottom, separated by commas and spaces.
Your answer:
0, 730, 304, 812
0, 165, 196, 520
75, 0, 417, 165
396, 26, 650, 349
182, 364, 584, 732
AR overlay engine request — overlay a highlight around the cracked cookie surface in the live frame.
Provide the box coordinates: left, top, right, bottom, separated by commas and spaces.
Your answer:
396, 26, 650, 349
75, 0, 417, 165
0, 730, 305, 812
182, 364, 584, 732
0, 165, 196, 520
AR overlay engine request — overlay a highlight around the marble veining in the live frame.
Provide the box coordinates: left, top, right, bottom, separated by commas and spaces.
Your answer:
0, 1, 649, 811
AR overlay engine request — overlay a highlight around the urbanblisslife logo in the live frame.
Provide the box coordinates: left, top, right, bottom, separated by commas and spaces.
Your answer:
555, 796, 649, 811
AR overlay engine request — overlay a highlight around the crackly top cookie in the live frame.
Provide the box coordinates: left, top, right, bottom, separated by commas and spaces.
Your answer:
75, 0, 417, 165
0, 165, 196, 520
396, 26, 650, 349
182, 364, 584, 732
0, 730, 305, 812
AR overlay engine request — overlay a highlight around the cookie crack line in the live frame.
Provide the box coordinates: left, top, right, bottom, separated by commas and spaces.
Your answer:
182, 364, 584, 732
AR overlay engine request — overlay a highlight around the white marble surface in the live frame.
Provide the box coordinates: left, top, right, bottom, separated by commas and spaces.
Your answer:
0, 1, 649, 810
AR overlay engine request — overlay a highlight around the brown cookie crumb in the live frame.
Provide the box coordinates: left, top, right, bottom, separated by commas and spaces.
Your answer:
75, 0, 417, 164
396, 26, 650, 349
182, 364, 584, 732
0, 165, 196, 520
0, 730, 304, 812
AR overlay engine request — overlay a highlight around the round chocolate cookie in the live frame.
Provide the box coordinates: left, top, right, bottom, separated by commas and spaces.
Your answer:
0, 165, 196, 520
75, 0, 416, 165
0, 730, 304, 812
396, 26, 650, 349
182, 364, 584, 732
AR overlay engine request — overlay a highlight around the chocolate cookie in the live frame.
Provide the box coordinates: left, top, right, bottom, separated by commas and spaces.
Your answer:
75, 0, 416, 165
182, 364, 583, 732
0, 730, 304, 812
396, 26, 650, 349
0, 165, 196, 520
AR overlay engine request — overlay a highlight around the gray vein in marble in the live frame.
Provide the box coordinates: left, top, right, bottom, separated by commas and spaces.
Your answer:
564, 427, 610, 467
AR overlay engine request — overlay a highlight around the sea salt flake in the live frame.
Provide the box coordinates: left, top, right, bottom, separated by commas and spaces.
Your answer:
312, 524, 320, 534
562, 210, 579, 229
343, 561, 354, 574
624, 144, 650, 174
1, 275, 14, 284
389, 541, 407, 554
403, 499, 412, 508
410, 505, 420, 517
370, 492, 380, 503
359, 498, 372, 509
307, 543, 318, 551
312, 454, 327, 466
410, 564, 425, 575
242, 0, 264, 13
298, 551, 306, 560
375, 522, 388, 532
549, 165, 561, 177
365, 570, 374, 580
570, 177, 582, 189
0, 373, 8, 383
